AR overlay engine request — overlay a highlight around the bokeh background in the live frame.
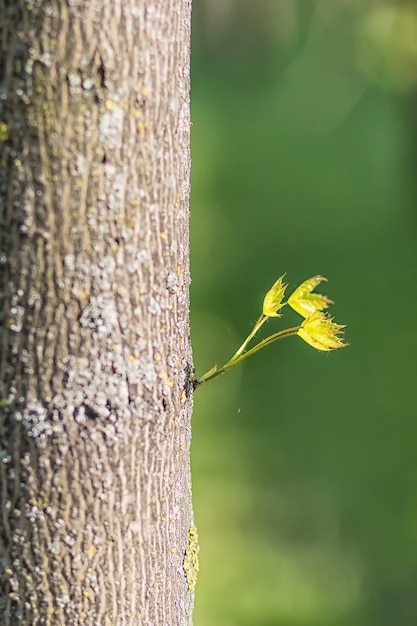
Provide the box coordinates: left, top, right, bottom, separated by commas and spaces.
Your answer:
189, 2, 417, 625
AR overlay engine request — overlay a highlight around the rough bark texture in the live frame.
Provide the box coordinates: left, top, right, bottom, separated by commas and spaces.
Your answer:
0, 1, 194, 624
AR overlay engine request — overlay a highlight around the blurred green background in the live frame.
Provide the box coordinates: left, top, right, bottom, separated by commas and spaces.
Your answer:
190, 2, 417, 625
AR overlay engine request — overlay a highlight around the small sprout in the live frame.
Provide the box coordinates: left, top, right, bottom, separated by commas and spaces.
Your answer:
262, 274, 287, 317
200, 363, 218, 379
298, 312, 347, 351
288, 275, 333, 318
288, 276, 333, 317
195, 273, 347, 386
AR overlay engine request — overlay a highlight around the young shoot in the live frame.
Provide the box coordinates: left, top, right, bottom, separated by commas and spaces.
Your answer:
194, 274, 347, 387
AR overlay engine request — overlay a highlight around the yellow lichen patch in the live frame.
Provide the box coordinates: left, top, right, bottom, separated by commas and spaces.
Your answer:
183, 527, 200, 592
0, 122, 9, 141
137, 122, 147, 133
141, 87, 149, 98
105, 99, 120, 111
78, 289, 90, 301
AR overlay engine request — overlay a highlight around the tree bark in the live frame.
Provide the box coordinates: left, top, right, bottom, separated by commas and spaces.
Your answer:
0, 1, 194, 624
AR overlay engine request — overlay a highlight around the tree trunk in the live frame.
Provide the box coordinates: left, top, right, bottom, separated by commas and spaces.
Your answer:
0, 1, 194, 624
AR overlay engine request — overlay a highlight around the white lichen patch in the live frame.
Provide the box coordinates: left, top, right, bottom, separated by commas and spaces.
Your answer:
99, 107, 124, 150
166, 271, 181, 295
148, 297, 161, 316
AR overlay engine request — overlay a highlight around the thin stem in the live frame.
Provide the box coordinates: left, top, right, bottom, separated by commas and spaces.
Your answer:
196, 325, 301, 385
228, 314, 268, 363
233, 326, 300, 361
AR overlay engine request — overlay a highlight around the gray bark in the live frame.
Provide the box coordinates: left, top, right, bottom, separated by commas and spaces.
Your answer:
0, 1, 194, 624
